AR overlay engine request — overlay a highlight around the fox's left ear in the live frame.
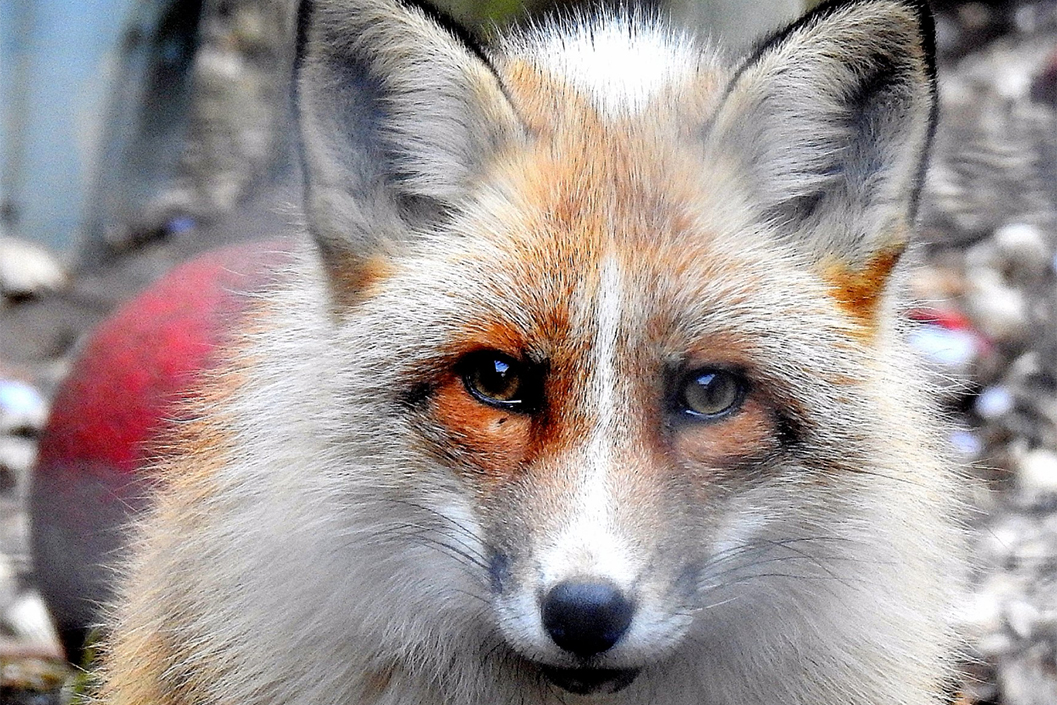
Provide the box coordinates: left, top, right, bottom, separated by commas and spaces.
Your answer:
706, 0, 936, 278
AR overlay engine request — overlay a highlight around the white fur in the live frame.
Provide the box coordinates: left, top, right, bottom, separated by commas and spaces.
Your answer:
540, 256, 631, 587
509, 16, 701, 117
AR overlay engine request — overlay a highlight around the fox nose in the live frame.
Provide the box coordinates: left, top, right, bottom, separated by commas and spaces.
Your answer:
541, 580, 634, 658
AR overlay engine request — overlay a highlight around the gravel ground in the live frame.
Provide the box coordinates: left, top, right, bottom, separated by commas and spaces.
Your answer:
0, 1, 1055, 701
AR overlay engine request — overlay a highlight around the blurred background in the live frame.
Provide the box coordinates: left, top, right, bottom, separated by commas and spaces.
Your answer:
0, 0, 1055, 702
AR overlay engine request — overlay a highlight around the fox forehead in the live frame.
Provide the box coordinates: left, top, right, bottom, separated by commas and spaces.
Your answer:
376, 165, 856, 410
499, 16, 710, 118
368, 96, 845, 362
395, 125, 836, 359
493, 17, 727, 135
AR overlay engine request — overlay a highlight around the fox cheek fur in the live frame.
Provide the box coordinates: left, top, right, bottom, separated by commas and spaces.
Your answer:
99, 0, 966, 703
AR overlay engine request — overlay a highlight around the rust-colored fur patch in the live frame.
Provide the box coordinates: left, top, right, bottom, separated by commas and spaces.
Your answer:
322, 247, 395, 311
820, 244, 905, 334
501, 59, 595, 136
671, 395, 779, 471
425, 322, 590, 490
430, 372, 534, 486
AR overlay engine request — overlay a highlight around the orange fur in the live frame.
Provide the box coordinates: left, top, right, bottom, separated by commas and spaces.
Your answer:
820, 243, 907, 333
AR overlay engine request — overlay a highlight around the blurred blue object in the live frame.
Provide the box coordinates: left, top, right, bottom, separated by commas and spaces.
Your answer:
976, 385, 1015, 420
166, 215, 195, 235
949, 429, 983, 459
1, 0, 138, 254
908, 324, 980, 369
0, 0, 204, 261
0, 378, 45, 423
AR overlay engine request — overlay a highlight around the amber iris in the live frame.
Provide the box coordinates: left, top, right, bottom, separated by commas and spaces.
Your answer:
462, 352, 535, 410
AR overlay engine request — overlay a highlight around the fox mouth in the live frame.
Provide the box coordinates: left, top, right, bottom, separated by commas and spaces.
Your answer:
539, 665, 639, 695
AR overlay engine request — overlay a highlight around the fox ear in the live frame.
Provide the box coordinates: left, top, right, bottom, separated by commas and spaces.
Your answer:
295, 0, 523, 302
706, 0, 936, 278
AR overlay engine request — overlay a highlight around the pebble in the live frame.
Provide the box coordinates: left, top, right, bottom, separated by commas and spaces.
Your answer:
965, 587, 1005, 635
977, 631, 1016, 658
1033, 609, 1057, 637
0, 551, 14, 613
965, 278, 1030, 343
992, 223, 1051, 279
5, 591, 62, 658
951, 429, 984, 459
0, 379, 47, 434
1017, 448, 1057, 502
982, 529, 1016, 562
976, 385, 1016, 420
1005, 600, 1041, 640
0, 437, 36, 490
0, 236, 66, 299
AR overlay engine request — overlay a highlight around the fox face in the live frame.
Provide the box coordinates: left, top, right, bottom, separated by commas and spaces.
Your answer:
101, 1, 964, 704
346, 148, 892, 691
330, 153, 942, 700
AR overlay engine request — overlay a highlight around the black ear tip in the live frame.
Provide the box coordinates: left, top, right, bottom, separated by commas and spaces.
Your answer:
746, 0, 936, 67
295, 0, 315, 70
394, 0, 491, 64
293, 0, 485, 61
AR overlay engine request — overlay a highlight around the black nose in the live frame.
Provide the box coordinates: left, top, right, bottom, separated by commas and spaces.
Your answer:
541, 580, 634, 658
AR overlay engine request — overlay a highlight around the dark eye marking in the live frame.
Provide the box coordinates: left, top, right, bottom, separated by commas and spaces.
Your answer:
459, 351, 542, 413
673, 368, 747, 421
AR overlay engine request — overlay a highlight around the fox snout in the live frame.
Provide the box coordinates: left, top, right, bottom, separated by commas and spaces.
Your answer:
498, 570, 643, 694
481, 450, 700, 694
534, 579, 640, 694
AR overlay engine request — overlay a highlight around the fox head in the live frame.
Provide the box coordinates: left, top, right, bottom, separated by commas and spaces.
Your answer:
290, 0, 958, 700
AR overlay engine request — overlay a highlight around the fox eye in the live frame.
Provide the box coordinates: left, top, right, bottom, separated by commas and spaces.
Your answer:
678, 370, 745, 419
461, 352, 537, 411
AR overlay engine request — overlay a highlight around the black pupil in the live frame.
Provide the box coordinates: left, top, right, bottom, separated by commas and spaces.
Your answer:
684, 371, 739, 416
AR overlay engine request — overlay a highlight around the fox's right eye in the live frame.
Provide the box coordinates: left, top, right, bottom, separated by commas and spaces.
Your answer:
461, 352, 539, 412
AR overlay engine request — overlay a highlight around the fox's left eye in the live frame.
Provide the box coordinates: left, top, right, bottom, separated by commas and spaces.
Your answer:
461, 352, 539, 412
678, 369, 746, 419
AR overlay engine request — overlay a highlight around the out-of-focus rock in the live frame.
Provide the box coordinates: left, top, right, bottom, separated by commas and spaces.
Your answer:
0, 380, 47, 435
4, 592, 62, 659
976, 385, 1016, 421
1016, 448, 1057, 504
0, 238, 66, 301
965, 276, 1030, 344
993, 223, 1052, 280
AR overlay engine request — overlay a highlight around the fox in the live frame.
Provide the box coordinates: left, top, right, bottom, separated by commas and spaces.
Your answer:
98, 0, 967, 703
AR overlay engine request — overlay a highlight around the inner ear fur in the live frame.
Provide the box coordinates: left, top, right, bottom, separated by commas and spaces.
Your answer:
705, 0, 937, 278
295, 0, 524, 302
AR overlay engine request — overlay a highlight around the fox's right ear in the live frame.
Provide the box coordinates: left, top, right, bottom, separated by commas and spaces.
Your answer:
295, 0, 523, 304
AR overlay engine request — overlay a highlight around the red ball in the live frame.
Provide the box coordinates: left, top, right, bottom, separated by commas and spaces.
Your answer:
30, 238, 297, 661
